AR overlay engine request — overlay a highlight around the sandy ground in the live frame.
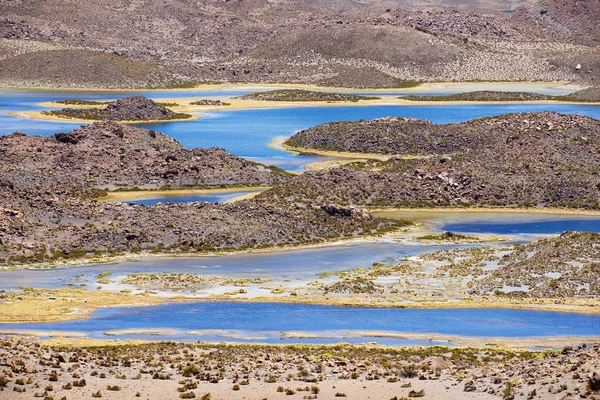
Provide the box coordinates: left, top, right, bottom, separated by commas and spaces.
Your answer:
7, 110, 201, 124
2, 336, 599, 400
370, 207, 600, 218
99, 187, 269, 203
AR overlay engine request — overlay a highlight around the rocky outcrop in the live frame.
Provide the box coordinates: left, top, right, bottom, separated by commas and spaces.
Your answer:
278, 112, 600, 209
44, 96, 191, 121
286, 112, 599, 155
468, 232, 600, 298
0, 121, 285, 190
565, 87, 600, 102
0, 122, 397, 265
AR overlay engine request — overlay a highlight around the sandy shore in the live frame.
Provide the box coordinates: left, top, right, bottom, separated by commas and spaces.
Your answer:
100, 187, 269, 203
370, 207, 600, 218
8, 110, 200, 124
103, 95, 600, 114
14, 81, 595, 125
280, 142, 394, 161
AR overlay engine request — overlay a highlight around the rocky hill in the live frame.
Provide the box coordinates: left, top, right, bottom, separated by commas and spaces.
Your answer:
511, 0, 600, 46
0, 121, 286, 190
286, 112, 600, 155
0, 122, 397, 265
275, 112, 600, 209
44, 96, 191, 121
0, 0, 598, 88
0, 181, 389, 265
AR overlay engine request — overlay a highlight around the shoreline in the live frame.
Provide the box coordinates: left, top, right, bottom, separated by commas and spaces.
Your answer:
0, 284, 599, 327
7, 110, 201, 124
99, 186, 270, 202
0, 228, 409, 272
4, 326, 600, 349
32, 333, 600, 350
280, 142, 395, 161
1, 205, 599, 271
31, 95, 600, 118
369, 206, 600, 217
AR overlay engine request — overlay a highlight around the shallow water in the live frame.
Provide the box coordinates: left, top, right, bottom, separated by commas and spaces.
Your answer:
1, 87, 599, 171
0, 241, 450, 290
119, 189, 265, 205
3, 302, 600, 346
2, 86, 600, 345
376, 210, 600, 234
2, 212, 598, 291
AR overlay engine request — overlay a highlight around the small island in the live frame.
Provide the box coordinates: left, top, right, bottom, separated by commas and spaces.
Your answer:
238, 89, 380, 102
189, 99, 230, 106
281, 112, 600, 210
401, 88, 600, 103
42, 96, 193, 121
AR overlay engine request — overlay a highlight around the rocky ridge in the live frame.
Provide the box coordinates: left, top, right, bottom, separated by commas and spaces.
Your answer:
1, 121, 284, 190
239, 89, 379, 102
43, 96, 192, 121
401, 88, 600, 102
0, 122, 395, 265
278, 112, 600, 209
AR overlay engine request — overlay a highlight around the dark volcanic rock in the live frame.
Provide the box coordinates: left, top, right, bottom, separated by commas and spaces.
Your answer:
590, 372, 600, 391
46, 96, 192, 121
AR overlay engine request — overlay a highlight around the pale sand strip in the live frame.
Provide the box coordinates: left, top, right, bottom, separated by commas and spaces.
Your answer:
370, 207, 600, 217
0, 330, 86, 337
283, 330, 600, 348
104, 328, 180, 336
99, 187, 270, 203
7, 110, 200, 124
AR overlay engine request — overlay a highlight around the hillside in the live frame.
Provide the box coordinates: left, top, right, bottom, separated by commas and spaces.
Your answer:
511, 0, 600, 46
0, 122, 394, 264
0, 0, 598, 88
276, 112, 600, 209
1, 121, 285, 190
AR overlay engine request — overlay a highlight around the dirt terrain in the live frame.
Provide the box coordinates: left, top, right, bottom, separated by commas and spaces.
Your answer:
1, 337, 600, 400
0, 0, 598, 88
